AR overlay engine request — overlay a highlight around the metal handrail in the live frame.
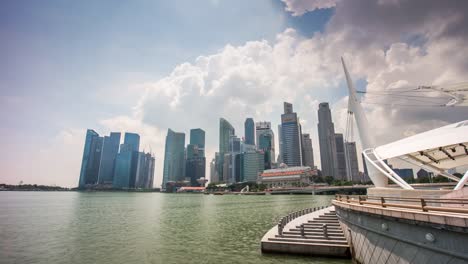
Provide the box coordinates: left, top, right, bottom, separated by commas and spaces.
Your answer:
277, 206, 327, 236
334, 194, 468, 214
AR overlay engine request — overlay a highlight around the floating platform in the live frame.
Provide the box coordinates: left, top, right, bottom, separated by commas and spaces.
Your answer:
261, 206, 350, 258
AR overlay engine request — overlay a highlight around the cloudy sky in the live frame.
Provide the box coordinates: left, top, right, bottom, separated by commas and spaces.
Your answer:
1, 0, 468, 187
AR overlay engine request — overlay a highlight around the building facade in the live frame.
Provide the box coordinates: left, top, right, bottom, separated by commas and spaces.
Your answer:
78, 129, 103, 188
217, 118, 235, 182
163, 129, 186, 186
259, 166, 316, 188
256, 121, 275, 169
301, 133, 314, 169
345, 141, 360, 182
186, 128, 206, 186
318, 102, 338, 178
335, 133, 347, 180
244, 118, 255, 146
97, 132, 121, 184
280, 102, 303, 167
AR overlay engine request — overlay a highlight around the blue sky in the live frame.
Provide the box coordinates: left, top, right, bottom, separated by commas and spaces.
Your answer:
0, 0, 335, 186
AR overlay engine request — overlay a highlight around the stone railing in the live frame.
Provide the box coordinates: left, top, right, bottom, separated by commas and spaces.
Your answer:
277, 206, 328, 236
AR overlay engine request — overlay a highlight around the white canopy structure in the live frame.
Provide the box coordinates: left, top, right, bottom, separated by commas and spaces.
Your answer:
342, 57, 468, 191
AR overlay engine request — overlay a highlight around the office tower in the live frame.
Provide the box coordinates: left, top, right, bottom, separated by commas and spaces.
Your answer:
186, 128, 206, 186
113, 143, 136, 188
163, 129, 186, 186
211, 156, 219, 183
318, 102, 338, 177
124, 132, 140, 152
190, 128, 205, 157
335, 133, 347, 180
280, 102, 303, 167
277, 125, 283, 164
98, 132, 121, 184
344, 142, 359, 182
256, 122, 275, 169
217, 118, 235, 182
301, 134, 314, 168
135, 152, 156, 189
78, 129, 103, 188
242, 151, 264, 182
244, 118, 255, 146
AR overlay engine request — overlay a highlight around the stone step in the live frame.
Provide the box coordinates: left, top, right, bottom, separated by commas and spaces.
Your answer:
311, 219, 339, 224
301, 224, 341, 229
276, 234, 347, 240
305, 222, 341, 226
315, 216, 338, 220
268, 237, 349, 245
284, 230, 344, 235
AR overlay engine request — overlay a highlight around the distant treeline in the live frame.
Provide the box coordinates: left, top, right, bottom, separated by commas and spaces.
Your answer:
0, 184, 71, 191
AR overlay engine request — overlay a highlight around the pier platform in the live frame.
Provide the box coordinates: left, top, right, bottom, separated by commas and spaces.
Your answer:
261, 206, 350, 257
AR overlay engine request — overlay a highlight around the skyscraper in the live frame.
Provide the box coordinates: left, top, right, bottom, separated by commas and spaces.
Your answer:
98, 132, 121, 184
345, 142, 360, 182
124, 132, 140, 152
217, 118, 235, 182
186, 128, 206, 186
335, 133, 347, 180
256, 122, 275, 169
244, 118, 255, 146
162, 129, 186, 186
301, 133, 314, 168
135, 152, 156, 189
78, 129, 103, 188
113, 143, 136, 188
318, 102, 338, 177
242, 151, 264, 182
280, 102, 303, 167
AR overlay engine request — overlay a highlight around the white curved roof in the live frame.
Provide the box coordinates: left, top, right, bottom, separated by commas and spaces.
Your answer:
374, 120, 468, 169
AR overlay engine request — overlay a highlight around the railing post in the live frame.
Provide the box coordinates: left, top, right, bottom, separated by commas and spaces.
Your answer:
381, 197, 386, 208
358, 196, 363, 205
300, 224, 305, 237
346, 195, 350, 203
278, 222, 283, 236
421, 198, 428, 212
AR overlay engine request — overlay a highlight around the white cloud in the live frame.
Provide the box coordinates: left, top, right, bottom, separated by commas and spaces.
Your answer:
281, 0, 338, 16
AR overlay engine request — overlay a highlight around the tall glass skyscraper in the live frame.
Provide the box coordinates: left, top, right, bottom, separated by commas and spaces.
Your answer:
217, 118, 235, 182
98, 132, 121, 184
244, 118, 255, 145
335, 133, 347, 180
189, 128, 205, 157
301, 133, 314, 168
186, 128, 206, 186
124, 132, 140, 152
163, 129, 186, 186
280, 102, 303, 167
256, 121, 275, 169
78, 129, 103, 188
318, 102, 338, 178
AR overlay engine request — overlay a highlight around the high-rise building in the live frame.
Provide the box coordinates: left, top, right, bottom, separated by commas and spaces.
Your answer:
217, 118, 235, 182
124, 132, 140, 152
277, 124, 283, 164
113, 143, 137, 188
78, 129, 103, 188
244, 118, 255, 146
163, 129, 186, 186
210, 158, 217, 183
345, 142, 360, 182
301, 134, 314, 168
280, 102, 303, 167
318, 102, 338, 177
242, 151, 264, 182
135, 152, 156, 189
186, 128, 206, 186
256, 122, 275, 169
190, 128, 205, 157
335, 133, 347, 180
98, 132, 121, 184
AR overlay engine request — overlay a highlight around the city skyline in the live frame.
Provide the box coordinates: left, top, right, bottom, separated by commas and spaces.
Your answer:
2, 0, 468, 187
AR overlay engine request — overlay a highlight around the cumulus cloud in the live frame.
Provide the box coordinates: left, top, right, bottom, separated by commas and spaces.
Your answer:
103, 0, 468, 186
281, 0, 338, 16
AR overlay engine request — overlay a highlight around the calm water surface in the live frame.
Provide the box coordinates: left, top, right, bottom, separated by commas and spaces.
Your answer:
0, 192, 350, 264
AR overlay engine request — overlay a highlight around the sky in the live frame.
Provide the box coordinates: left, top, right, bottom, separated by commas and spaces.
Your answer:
1, 0, 468, 187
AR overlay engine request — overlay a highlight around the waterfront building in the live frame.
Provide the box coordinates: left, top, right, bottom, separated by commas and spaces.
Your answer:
301, 134, 314, 169
280, 102, 303, 167
258, 166, 316, 188
97, 132, 121, 184
217, 118, 235, 182
78, 129, 103, 188
244, 118, 255, 146
113, 143, 136, 188
186, 128, 206, 186
135, 152, 156, 188
335, 133, 347, 180
318, 102, 338, 178
162, 129, 186, 186
242, 151, 264, 182
256, 121, 275, 169
344, 141, 360, 182
124, 132, 140, 152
